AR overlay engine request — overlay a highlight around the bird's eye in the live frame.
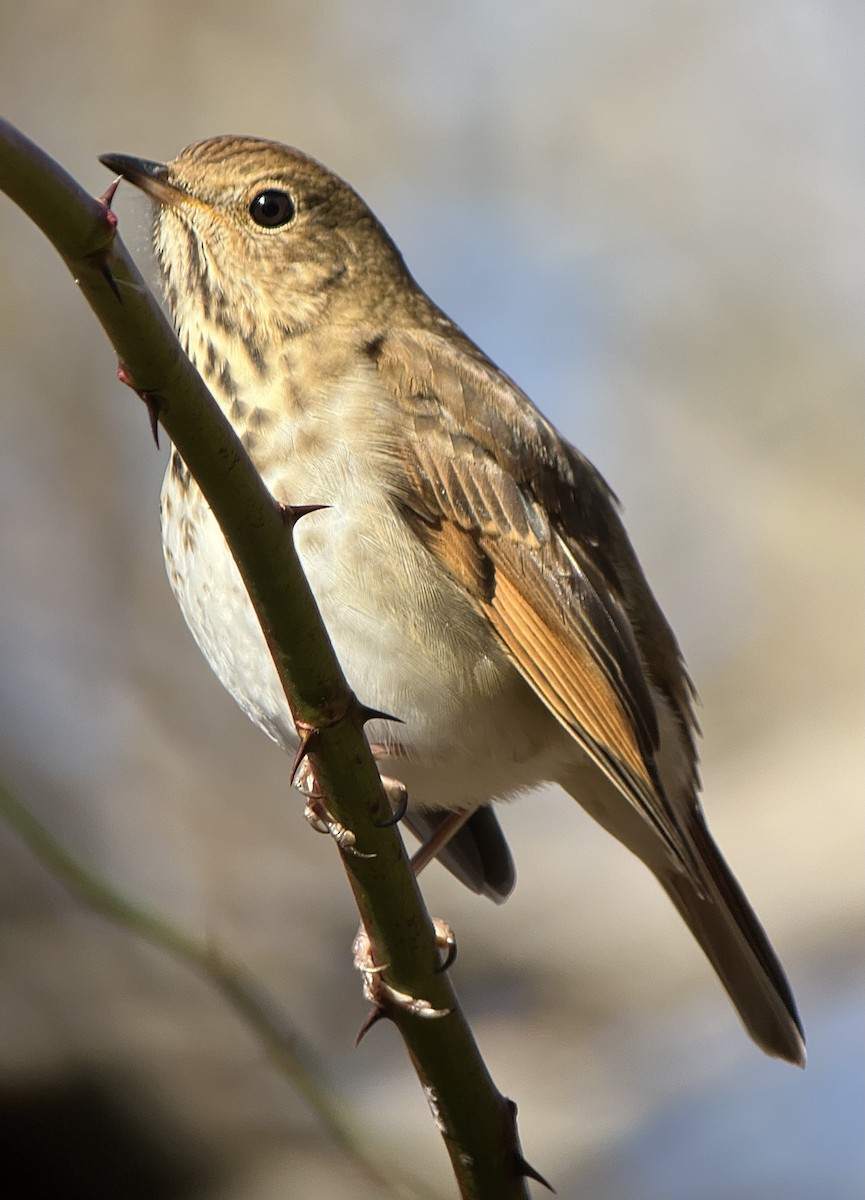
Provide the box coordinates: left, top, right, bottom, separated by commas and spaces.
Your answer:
248, 189, 296, 228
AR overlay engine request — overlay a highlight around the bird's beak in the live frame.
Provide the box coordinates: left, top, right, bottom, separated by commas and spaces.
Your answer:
99, 153, 188, 208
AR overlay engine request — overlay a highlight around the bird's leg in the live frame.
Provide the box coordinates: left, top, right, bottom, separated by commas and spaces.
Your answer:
409, 808, 476, 877
351, 747, 461, 1030
293, 752, 452, 1023
371, 750, 467, 964
294, 738, 462, 1023
367, 741, 477, 874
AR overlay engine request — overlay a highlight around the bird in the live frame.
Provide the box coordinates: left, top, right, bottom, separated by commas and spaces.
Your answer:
99, 137, 804, 1066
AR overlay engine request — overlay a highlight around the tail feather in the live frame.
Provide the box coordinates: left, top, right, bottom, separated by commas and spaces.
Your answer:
559, 763, 805, 1064
660, 814, 805, 1065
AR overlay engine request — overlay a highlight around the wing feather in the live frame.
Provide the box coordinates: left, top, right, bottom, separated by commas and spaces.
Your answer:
372, 324, 701, 874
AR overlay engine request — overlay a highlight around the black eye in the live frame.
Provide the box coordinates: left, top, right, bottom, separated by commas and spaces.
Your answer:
248, 189, 295, 228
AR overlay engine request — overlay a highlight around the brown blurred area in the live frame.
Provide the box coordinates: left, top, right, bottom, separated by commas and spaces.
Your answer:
1, 3, 862, 1197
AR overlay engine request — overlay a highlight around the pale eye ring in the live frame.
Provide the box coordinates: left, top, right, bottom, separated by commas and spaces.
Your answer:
248, 189, 296, 228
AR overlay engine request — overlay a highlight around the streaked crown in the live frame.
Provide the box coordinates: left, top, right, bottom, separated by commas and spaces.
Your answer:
150, 136, 412, 343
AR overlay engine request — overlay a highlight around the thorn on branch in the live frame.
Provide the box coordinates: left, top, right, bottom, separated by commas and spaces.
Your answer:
88, 179, 122, 300
116, 361, 166, 448
140, 392, 165, 448
516, 1156, 555, 1192
289, 722, 319, 786
506, 1098, 555, 1192
354, 1005, 389, 1047
280, 501, 329, 526
97, 176, 121, 216
354, 701, 404, 728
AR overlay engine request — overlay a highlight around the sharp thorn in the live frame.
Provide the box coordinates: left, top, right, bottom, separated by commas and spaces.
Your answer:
355, 1005, 388, 1047
289, 724, 318, 786
94, 181, 119, 238
115, 363, 164, 448
505, 1098, 556, 1192
355, 702, 404, 727
516, 1156, 555, 1192
89, 184, 121, 300
98, 176, 121, 211
140, 391, 164, 449
280, 502, 329, 526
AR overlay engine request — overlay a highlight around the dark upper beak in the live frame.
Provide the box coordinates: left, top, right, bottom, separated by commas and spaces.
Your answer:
99, 153, 187, 206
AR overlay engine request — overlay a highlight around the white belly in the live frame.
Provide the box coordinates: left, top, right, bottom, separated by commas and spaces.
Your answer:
160, 456, 567, 812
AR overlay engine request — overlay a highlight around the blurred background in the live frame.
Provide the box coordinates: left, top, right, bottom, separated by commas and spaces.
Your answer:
0, 2, 862, 1197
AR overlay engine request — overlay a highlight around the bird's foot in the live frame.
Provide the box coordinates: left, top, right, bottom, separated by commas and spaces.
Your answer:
376, 773, 409, 827
296, 761, 375, 858
352, 923, 452, 1027
432, 917, 458, 972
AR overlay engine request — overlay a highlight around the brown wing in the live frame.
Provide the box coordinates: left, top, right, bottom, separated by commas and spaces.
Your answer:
370, 324, 701, 874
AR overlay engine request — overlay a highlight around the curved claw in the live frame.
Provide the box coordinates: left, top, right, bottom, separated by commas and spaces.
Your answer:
436, 935, 457, 974
376, 781, 408, 828
432, 918, 457, 973
370, 978, 450, 1019
341, 839, 376, 860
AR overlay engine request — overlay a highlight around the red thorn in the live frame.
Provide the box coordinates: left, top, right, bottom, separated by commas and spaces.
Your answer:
88, 181, 121, 299
355, 1005, 388, 1047
95, 180, 119, 237
117, 359, 133, 388
98, 177, 121, 212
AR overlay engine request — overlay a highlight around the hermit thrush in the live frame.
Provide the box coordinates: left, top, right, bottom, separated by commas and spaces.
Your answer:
99, 138, 804, 1065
